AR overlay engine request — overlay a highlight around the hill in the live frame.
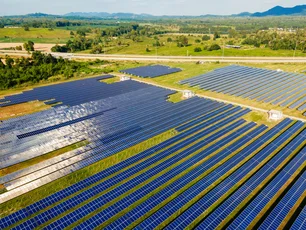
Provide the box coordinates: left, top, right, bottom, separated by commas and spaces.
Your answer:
64, 12, 155, 19
252, 5, 306, 17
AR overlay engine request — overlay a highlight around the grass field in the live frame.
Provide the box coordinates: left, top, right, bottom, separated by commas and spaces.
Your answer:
1, 28, 305, 57
0, 28, 71, 43
100, 35, 306, 57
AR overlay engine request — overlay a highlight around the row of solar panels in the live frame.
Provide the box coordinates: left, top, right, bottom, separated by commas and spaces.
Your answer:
1, 111, 305, 230
180, 65, 306, 116
1, 102, 249, 228
0, 87, 225, 202
120, 65, 182, 78
0, 75, 151, 108
0, 83, 170, 166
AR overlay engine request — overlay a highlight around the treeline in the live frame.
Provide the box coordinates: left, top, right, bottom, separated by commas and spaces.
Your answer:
0, 52, 106, 89
242, 30, 306, 51
179, 26, 231, 34
172, 17, 306, 33
0, 17, 119, 29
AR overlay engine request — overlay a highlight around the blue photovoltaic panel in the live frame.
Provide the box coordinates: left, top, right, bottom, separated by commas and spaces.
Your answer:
180, 65, 306, 116
120, 65, 182, 78
0, 75, 150, 107
259, 169, 306, 230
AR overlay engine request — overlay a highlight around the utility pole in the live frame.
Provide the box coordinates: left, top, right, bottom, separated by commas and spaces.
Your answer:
222, 40, 225, 59
293, 39, 298, 59
156, 40, 158, 60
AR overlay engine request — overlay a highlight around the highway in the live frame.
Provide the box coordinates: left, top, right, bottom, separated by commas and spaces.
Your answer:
2, 50, 306, 63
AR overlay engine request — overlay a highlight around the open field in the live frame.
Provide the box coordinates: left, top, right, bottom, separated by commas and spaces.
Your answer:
86, 35, 306, 57
0, 43, 64, 52
1, 28, 305, 57
0, 28, 71, 43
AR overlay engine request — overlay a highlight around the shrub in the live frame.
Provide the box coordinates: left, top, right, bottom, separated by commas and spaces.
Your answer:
208, 44, 221, 51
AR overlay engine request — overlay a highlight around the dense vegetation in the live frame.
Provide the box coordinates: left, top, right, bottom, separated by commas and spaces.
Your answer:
0, 52, 107, 89
51, 24, 165, 53
241, 30, 306, 51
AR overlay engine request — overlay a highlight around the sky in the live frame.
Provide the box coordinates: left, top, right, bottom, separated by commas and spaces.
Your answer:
0, 0, 305, 16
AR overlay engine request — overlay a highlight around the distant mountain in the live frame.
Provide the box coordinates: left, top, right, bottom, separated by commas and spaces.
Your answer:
64, 12, 155, 19
252, 5, 306, 17
4, 5, 306, 19
26, 12, 58, 17
232, 12, 252, 17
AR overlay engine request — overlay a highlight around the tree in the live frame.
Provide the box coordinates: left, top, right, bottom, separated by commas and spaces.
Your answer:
146, 47, 150, 52
213, 31, 220, 40
208, 44, 221, 51
153, 41, 161, 47
202, 35, 211, 41
23, 41, 35, 52
177, 35, 188, 47
5, 56, 14, 68
194, 47, 202, 52
76, 29, 86, 36
70, 31, 75, 36
0, 58, 4, 68
91, 45, 103, 54
167, 37, 173, 42
15, 45, 22, 51
51, 45, 69, 52
195, 39, 201, 43
24, 25, 30, 31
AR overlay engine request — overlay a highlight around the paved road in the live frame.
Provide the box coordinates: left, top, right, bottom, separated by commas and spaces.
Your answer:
2, 51, 306, 63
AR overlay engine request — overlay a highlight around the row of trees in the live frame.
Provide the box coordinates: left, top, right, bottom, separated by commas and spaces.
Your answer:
0, 52, 105, 89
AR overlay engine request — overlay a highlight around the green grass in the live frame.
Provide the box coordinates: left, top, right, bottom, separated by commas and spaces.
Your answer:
243, 111, 278, 127
167, 92, 184, 103
0, 184, 7, 195
91, 35, 306, 57
99, 76, 120, 84
0, 28, 72, 43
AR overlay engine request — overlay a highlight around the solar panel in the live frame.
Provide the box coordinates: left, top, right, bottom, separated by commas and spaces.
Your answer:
180, 65, 306, 116
120, 65, 182, 78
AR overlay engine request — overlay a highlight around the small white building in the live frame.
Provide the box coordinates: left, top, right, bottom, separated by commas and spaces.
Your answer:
276, 69, 283, 72
268, 110, 283, 121
182, 90, 195, 99
120, 76, 131, 81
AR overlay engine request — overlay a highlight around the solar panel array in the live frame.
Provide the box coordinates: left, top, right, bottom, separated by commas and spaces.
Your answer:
0, 72, 305, 230
120, 65, 182, 78
0, 75, 150, 107
1, 109, 305, 229
180, 65, 306, 116
0, 79, 229, 203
